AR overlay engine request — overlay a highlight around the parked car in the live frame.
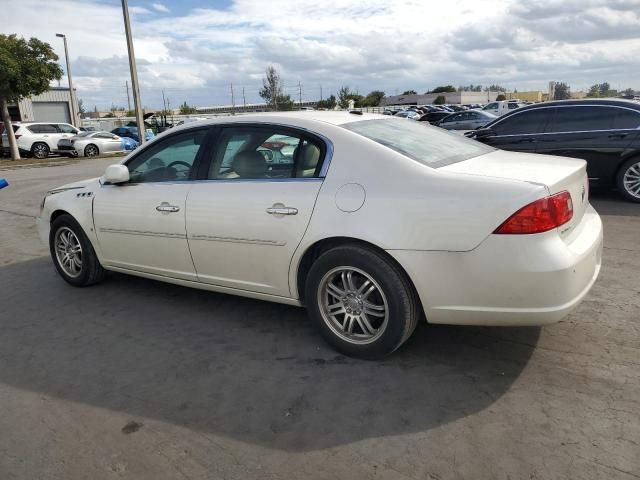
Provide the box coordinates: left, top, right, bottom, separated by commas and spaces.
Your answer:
111, 126, 155, 143
38, 112, 602, 359
436, 110, 497, 130
479, 100, 523, 117
466, 99, 640, 202
416, 111, 452, 124
57, 131, 127, 158
0, 122, 80, 159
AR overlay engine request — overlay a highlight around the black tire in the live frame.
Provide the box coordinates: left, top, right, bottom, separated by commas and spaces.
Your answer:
31, 142, 50, 159
305, 244, 420, 359
49, 214, 105, 287
616, 157, 640, 203
84, 144, 99, 157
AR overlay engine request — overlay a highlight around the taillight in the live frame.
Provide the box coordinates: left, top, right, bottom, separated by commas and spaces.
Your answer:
494, 191, 573, 234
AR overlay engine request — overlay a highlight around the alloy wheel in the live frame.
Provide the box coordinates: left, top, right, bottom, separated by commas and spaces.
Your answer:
317, 266, 389, 345
85, 145, 99, 157
54, 227, 83, 278
32, 144, 48, 159
623, 161, 640, 199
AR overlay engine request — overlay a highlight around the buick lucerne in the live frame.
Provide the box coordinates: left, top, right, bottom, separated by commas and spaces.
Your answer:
38, 112, 603, 359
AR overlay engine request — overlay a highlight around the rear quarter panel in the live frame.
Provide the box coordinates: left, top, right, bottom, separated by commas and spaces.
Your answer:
288, 124, 547, 297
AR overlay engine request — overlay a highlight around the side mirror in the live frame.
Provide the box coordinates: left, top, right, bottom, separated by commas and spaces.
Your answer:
104, 164, 130, 184
474, 128, 496, 138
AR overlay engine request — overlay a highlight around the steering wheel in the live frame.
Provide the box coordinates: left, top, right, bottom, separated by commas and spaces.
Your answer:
167, 160, 191, 170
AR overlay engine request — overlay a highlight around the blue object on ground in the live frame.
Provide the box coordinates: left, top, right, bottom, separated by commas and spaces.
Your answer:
0, 178, 9, 189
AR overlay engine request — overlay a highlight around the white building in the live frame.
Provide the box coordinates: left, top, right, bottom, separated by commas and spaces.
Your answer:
8, 87, 79, 125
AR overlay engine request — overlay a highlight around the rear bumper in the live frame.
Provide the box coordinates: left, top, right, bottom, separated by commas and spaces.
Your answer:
388, 205, 603, 326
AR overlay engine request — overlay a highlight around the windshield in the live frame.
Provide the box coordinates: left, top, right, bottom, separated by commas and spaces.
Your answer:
342, 118, 495, 167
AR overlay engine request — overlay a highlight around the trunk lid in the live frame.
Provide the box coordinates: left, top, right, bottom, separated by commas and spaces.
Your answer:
441, 149, 590, 239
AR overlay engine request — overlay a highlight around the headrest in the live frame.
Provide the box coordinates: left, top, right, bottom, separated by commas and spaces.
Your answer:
232, 150, 268, 178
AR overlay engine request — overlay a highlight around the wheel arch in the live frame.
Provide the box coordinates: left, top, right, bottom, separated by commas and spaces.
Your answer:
294, 236, 423, 313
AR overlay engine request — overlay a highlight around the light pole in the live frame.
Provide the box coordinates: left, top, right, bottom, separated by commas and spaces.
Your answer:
121, 0, 146, 144
55, 33, 77, 126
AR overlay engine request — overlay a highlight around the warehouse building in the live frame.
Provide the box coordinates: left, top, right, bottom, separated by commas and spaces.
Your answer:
6, 87, 79, 125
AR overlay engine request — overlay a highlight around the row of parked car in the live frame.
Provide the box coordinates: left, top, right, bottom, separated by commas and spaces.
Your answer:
0, 122, 155, 159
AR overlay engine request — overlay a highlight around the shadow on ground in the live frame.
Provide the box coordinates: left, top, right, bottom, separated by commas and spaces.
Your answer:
589, 188, 640, 217
0, 258, 540, 451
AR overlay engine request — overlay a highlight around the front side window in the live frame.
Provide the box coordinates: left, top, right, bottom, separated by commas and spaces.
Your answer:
126, 129, 206, 183
208, 127, 323, 180
547, 106, 616, 133
343, 118, 494, 168
484, 103, 498, 110
492, 109, 550, 135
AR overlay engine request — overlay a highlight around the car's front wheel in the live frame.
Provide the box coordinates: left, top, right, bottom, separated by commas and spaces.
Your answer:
617, 157, 640, 203
31, 142, 50, 159
305, 244, 420, 359
49, 214, 105, 286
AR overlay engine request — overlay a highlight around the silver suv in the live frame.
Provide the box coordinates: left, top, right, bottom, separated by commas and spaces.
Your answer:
1, 122, 80, 159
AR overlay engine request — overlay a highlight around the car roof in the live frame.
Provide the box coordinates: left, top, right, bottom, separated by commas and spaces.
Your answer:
170, 111, 388, 132
519, 98, 640, 111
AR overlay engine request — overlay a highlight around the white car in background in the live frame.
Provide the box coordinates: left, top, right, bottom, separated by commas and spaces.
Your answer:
1, 122, 80, 158
37, 112, 603, 359
480, 100, 524, 117
57, 131, 126, 158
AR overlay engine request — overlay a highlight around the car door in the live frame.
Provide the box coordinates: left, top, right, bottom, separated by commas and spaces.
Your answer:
186, 124, 327, 297
93, 127, 211, 280
94, 132, 122, 153
480, 108, 551, 153
440, 113, 464, 129
468, 111, 488, 129
536, 105, 640, 182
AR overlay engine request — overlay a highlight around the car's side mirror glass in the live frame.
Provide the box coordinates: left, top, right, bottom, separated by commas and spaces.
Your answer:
103, 164, 130, 184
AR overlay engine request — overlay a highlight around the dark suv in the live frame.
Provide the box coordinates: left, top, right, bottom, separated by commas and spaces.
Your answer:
466, 99, 640, 202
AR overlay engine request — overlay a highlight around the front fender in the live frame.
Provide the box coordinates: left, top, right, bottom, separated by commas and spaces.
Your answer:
37, 180, 103, 261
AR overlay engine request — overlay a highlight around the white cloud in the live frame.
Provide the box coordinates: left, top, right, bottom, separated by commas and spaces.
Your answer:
152, 3, 170, 13
2, 0, 639, 109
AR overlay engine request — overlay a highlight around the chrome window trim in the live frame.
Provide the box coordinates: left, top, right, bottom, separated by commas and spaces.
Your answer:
118, 122, 335, 185
489, 104, 640, 137
101, 178, 324, 187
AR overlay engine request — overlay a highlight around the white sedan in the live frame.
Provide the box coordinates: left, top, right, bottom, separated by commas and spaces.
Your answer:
57, 131, 126, 158
37, 112, 603, 359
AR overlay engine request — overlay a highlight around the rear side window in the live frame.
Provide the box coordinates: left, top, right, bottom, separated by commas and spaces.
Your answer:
343, 118, 494, 168
492, 109, 550, 135
613, 109, 640, 129
547, 106, 616, 133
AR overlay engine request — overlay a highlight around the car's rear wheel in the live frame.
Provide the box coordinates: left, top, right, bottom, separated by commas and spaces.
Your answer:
305, 244, 420, 359
31, 142, 49, 159
84, 144, 99, 157
617, 158, 640, 203
49, 214, 105, 286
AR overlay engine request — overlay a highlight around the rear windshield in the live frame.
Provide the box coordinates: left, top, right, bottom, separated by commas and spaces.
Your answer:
342, 118, 494, 168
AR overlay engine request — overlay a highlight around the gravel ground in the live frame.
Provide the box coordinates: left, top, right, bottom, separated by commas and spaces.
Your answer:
0, 159, 638, 480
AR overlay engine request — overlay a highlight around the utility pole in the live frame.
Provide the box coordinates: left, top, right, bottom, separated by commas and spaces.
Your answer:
121, 0, 146, 144
161, 89, 167, 112
320, 85, 323, 101
230, 83, 235, 113
56, 34, 77, 125
242, 87, 246, 108
125, 80, 131, 112
298, 81, 302, 107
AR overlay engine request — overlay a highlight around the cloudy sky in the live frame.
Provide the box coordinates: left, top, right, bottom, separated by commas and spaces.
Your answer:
3, 0, 640, 109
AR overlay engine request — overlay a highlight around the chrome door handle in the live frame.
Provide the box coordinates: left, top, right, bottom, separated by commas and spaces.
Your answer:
266, 206, 298, 215
156, 202, 180, 213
